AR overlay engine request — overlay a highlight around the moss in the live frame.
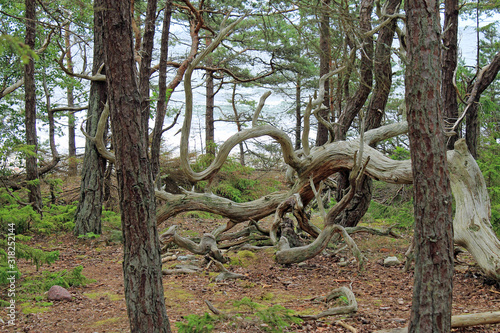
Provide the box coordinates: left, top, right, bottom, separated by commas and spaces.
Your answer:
229, 250, 257, 268
20, 302, 53, 314
84, 291, 124, 301
163, 282, 195, 306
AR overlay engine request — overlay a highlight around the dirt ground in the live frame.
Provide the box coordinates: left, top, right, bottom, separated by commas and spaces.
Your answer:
2, 216, 500, 333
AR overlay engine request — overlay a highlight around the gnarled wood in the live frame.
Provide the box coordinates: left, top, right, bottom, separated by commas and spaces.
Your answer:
448, 139, 500, 281
298, 286, 358, 320
160, 225, 226, 263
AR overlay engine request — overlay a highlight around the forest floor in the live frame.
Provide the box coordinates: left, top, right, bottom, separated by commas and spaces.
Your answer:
2, 213, 500, 333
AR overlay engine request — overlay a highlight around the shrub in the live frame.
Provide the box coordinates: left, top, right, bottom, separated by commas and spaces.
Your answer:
175, 313, 216, 333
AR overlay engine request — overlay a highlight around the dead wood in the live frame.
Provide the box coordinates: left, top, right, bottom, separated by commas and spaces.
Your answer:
298, 286, 358, 320
374, 310, 500, 332
160, 225, 226, 263
208, 256, 246, 281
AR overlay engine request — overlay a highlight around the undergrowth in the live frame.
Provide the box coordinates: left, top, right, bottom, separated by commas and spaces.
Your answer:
175, 297, 302, 333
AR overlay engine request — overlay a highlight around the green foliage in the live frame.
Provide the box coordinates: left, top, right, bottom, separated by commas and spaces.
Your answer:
233, 297, 263, 312
364, 200, 414, 229
0, 201, 41, 235
389, 146, 411, 160
175, 313, 216, 333
0, 235, 59, 286
36, 204, 78, 234
255, 305, 302, 332
21, 265, 94, 296
192, 156, 262, 203
0, 34, 38, 64
77, 232, 100, 240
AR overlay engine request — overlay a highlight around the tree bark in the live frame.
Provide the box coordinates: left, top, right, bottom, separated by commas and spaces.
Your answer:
138, 0, 158, 140
24, 0, 42, 212
74, 0, 108, 236
405, 1, 454, 331
442, 0, 460, 150
205, 69, 215, 155
102, 0, 171, 332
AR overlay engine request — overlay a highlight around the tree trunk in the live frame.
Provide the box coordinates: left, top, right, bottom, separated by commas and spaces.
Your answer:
449, 139, 500, 280
66, 23, 78, 176
295, 76, 302, 150
316, 0, 330, 146
205, 69, 215, 155
231, 84, 245, 165
138, 0, 158, 140
333, 0, 377, 227
151, 0, 172, 179
74, 0, 108, 236
102, 0, 171, 332
442, 0, 460, 150
335, 0, 373, 141
24, 0, 42, 212
465, 103, 479, 158
405, 0, 454, 331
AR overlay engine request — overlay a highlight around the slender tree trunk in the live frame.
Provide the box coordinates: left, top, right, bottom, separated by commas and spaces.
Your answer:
295, 76, 302, 150
205, 69, 215, 155
442, 0, 460, 150
333, 0, 375, 227
335, 0, 373, 141
74, 0, 108, 236
151, 0, 172, 180
66, 24, 78, 176
334, 0, 401, 228
24, 0, 42, 212
138, 0, 158, 140
102, 0, 171, 332
316, 0, 330, 146
231, 84, 245, 165
405, 0, 454, 331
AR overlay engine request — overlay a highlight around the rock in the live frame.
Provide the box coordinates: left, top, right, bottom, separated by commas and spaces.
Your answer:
47, 285, 72, 301
384, 256, 401, 266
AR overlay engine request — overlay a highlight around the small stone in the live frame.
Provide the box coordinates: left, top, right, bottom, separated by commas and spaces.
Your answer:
384, 256, 401, 266
47, 285, 72, 301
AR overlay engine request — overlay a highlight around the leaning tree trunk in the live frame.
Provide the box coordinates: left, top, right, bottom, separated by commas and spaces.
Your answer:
74, 0, 108, 236
102, 0, 171, 332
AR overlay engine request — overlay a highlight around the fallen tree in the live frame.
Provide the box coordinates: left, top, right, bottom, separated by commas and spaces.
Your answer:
82, 13, 500, 281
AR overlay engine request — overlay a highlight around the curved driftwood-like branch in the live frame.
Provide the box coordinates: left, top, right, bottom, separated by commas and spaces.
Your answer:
160, 225, 226, 263
448, 139, 500, 281
298, 286, 358, 320
180, 14, 246, 182
155, 188, 292, 225
275, 224, 364, 266
80, 101, 115, 163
